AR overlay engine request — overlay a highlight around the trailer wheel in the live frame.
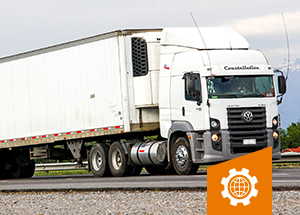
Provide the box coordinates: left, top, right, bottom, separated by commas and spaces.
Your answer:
90, 143, 110, 177
0, 171, 9, 180
171, 137, 199, 175
15, 152, 35, 178
108, 142, 128, 177
0, 162, 13, 179
10, 162, 22, 179
20, 160, 35, 178
26, 160, 35, 178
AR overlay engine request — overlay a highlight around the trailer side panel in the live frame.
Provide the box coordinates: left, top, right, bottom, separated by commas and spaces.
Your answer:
0, 36, 125, 148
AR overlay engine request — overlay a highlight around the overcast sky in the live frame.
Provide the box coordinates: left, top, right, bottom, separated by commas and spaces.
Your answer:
0, 0, 299, 65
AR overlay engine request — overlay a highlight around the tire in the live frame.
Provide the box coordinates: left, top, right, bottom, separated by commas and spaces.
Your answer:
90, 143, 110, 177
26, 160, 36, 178
20, 160, 35, 178
12, 149, 35, 178
0, 162, 11, 179
108, 142, 128, 177
10, 162, 22, 179
171, 137, 199, 175
0, 171, 10, 180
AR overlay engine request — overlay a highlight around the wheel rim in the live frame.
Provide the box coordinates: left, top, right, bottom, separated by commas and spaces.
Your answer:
175, 145, 189, 168
92, 150, 102, 171
111, 149, 122, 170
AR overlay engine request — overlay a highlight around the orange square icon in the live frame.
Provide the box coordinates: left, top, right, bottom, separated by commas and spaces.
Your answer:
207, 147, 272, 215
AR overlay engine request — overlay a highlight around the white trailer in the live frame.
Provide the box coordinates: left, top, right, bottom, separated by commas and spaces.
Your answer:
0, 28, 286, 178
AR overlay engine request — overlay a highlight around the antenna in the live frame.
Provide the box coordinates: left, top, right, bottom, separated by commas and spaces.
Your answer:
281, 12, 290, 81
190, 13, 212, 73
190, 13, 207, 49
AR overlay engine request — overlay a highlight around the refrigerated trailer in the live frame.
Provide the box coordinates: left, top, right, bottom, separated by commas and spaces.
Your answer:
0, 27, 286, 178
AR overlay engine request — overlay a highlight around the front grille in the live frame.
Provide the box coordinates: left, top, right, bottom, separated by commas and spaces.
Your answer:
227, 107, 267, 152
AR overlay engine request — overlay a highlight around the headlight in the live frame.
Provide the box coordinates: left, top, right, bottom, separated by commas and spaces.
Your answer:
273, 131, 279, 139
211, 133, 222, 151
211, 133, 221, 142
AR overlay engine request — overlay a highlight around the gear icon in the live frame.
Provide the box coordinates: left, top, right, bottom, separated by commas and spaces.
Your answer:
221, 168, 258, 206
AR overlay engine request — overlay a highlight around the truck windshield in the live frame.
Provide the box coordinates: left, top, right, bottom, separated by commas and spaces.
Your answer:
207, 75, 275, 98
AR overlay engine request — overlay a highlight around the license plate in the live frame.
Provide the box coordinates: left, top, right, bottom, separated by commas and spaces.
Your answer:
243, 139, 256, 145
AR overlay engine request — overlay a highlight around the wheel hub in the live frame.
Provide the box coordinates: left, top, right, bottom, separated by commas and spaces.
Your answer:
112, 149, 122, 170
175, 145, 188, 168
91, 150, 102, 171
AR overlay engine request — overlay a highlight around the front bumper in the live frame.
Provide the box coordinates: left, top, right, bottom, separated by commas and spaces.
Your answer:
189, 129, 281, 164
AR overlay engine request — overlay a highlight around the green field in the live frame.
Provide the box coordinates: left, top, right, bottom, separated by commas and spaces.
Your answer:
33, 163, 300, 177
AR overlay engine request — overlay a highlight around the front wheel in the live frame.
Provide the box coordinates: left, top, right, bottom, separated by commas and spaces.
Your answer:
171, 137, 199, 175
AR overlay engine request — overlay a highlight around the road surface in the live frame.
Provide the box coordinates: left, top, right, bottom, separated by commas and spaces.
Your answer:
0, 169, 299, 191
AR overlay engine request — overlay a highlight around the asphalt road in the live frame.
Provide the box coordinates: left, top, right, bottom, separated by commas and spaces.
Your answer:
0, 169, 299, 192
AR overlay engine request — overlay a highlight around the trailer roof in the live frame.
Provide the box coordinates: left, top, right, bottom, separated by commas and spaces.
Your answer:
0, 29, 162, 63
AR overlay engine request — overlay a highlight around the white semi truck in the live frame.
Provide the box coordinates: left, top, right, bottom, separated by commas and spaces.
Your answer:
0, 27, 286, 178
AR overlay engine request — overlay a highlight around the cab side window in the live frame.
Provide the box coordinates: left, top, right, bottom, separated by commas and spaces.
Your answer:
183, 72, 202, 104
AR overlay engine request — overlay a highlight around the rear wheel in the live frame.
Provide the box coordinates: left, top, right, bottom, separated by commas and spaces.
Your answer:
10, 162, 22, 179
26, 160, 36, 178
171, 137, 199, 175
0, 171, 10, 179
108, 142, 128, 177
0, 149, 22, 179
15, 152, 35, 178
90, 143, 110, 177
20, 160, 35, 178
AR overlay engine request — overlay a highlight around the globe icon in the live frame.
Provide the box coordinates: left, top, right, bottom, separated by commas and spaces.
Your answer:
229, 175, 251, 198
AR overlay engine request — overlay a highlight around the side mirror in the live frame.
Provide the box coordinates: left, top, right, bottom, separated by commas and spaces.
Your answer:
278, 75, 286, 95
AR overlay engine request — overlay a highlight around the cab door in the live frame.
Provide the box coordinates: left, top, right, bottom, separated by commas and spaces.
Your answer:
170, 54, 208, 131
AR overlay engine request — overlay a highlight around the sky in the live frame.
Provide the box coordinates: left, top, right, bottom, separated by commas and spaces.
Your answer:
0, 0, 299, 65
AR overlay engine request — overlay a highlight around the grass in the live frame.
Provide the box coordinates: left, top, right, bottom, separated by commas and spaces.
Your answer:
33, 163, 300, 177
272, 163, 300, 169
34, 170, 89, 176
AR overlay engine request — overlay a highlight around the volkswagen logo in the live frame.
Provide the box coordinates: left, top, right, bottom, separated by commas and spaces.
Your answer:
242, 110, 253, 122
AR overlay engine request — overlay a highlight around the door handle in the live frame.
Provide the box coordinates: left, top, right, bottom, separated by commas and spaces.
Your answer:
182, 107, 185, 116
